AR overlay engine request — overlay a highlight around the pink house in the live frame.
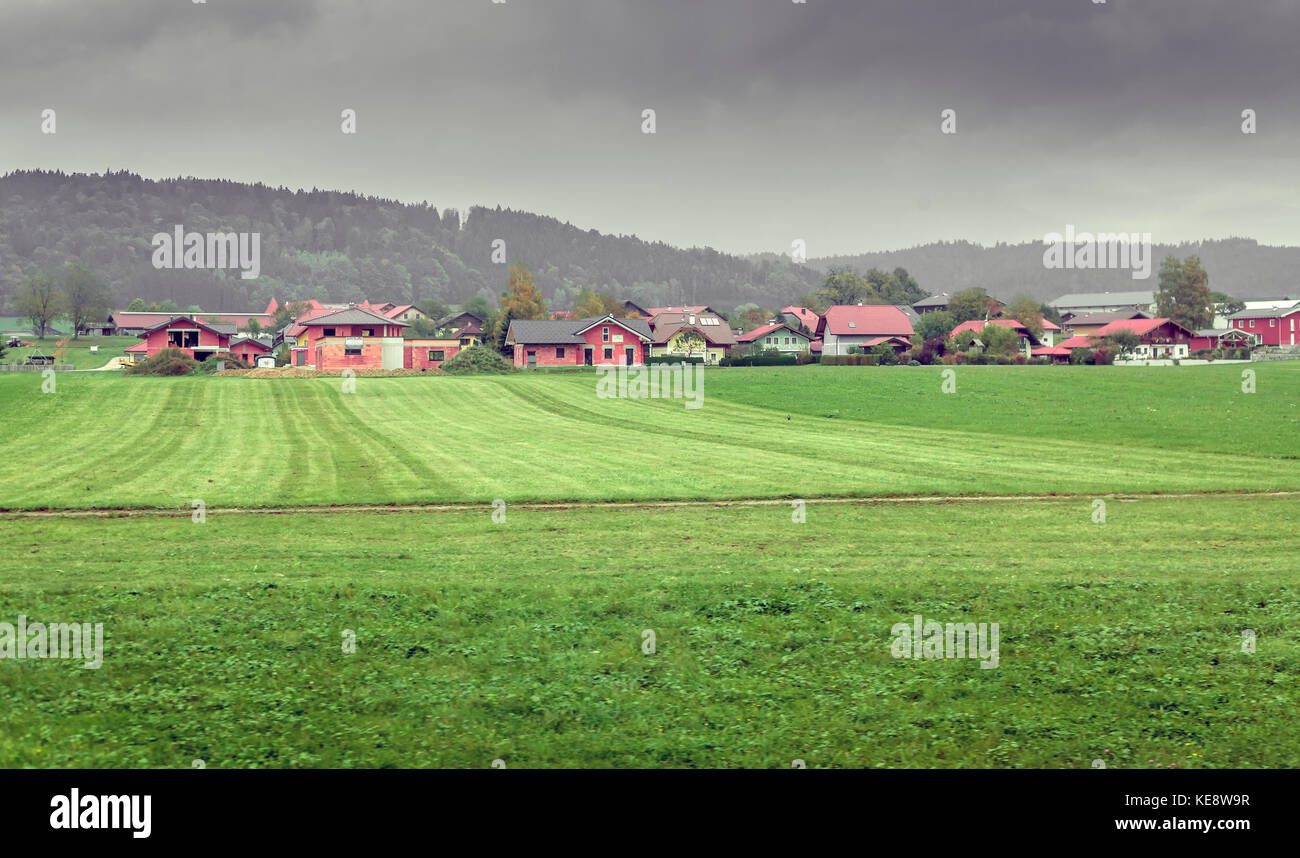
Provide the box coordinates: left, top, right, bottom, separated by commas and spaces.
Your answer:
505, 314, 653, 367
136, 316, 235, 362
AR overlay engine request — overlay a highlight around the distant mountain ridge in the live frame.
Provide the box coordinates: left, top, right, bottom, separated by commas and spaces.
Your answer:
0, 170, 820, 315
0, 171, 1292, 316
799, 238, 1299, 303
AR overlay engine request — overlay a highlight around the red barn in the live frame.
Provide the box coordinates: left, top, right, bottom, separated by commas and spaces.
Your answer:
136, 316, 235, 361
1226, 306, 1300, 347
506, 315, 652, 367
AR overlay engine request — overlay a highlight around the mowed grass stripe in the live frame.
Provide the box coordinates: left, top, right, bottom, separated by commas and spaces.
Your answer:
1, 372, 1297, 510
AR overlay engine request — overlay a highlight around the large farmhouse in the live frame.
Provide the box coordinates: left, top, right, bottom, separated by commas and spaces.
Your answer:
135, 315, 236, 362
1227, 304, 1300, 347
506, 314, 652, 367
1093, 317, 1194, 359
815, 305, 915, 355
290, 307, 409, 371
647, 309, 735, 363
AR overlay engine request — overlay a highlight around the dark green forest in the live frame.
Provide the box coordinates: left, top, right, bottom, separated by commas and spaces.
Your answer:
0, 170, 821, 314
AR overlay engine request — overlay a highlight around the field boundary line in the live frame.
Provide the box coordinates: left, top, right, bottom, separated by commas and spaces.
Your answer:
2, 490, 1298, 519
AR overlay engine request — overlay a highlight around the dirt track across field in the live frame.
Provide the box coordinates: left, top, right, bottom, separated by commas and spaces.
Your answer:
1, 489, 1296, 520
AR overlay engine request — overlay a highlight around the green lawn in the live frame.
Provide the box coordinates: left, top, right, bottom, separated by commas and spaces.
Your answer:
2, 336, 138, 370
0, 365, 1296, 510
1, 496, 1295, 768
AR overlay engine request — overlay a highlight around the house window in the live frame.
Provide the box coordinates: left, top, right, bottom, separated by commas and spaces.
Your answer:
848, 321, 856, 329
345, 346, 362, 356
603, 347, 613, 360
602, 326, 610, 342
1249, 320, 1255, 328
429, 350, 445, 361
555, 347, 566, 359
1270, 319, 1276, 327
323, 327, 336, 337
363, 328, 375, 337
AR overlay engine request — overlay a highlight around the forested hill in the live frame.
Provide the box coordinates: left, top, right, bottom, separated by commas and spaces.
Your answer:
801, 238, 1300, 303
0, 170, 821, 313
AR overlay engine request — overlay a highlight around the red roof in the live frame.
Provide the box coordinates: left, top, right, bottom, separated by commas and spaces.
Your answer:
1057, 335, 1096, 349
124, 342, 147, 353
819, 305, 913, 337
809, 339, 823, 352
1093, 317, 1173, 337
1032, 345, 1071, 356
1042, 318, 1061, 330
737, 322, 807, 343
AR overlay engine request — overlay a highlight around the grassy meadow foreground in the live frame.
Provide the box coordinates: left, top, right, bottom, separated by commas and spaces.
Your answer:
0, 364, 1296, 767
2, 496, 1297, 768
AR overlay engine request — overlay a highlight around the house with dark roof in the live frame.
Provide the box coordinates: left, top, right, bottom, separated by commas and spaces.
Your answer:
506, 314, 652, 367
1227, 304, 1300, 347
1064, 310, 1151, 338
913, 292, 1006, 316
434, 312, 486, 347
229, 336, 274, 365
1048, 290, 1156, 319
647, 309, 735, 364
136, 316, 237, 362
815, 305, 915, 355
290, 307, 409, 371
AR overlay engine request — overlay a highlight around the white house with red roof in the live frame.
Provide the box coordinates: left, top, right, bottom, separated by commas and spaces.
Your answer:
815, 305, 915, 355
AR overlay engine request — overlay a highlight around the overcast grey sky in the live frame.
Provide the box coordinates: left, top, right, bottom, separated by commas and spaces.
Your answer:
4, 0, 1298, 256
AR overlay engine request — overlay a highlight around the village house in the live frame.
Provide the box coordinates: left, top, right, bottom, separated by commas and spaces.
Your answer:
290, 307, 409, 371
506, 314, 652, 367
778, 306, 821, 335
1227, 304, 1300, 347
228, 336, 273, 365
815, 305, 915, 355
912, 293, 1006, 316
736, 322, 812, 354
1065, 310, 1151, 339
433, 312, 486, 347
135, 315, 236, 362
1093, 317, 1194, 359
950, 319, 1046, 357
647, 309, 735, 363
1049, 290, 1156, 321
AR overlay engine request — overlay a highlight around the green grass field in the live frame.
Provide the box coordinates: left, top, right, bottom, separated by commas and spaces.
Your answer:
2, 335, 138, 369
0, 363, 1296, 510
2, 496, 1295, 768
1, 364, 1296, 767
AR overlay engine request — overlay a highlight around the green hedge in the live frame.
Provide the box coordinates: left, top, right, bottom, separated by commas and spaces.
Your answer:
646, 356, 705, 365
721, 354, 797, 367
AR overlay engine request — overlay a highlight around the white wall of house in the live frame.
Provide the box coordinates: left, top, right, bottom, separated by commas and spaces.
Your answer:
823, 333, 883, 355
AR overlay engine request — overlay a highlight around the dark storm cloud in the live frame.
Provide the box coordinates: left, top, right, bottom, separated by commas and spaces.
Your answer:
3, 0, 1299, 253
